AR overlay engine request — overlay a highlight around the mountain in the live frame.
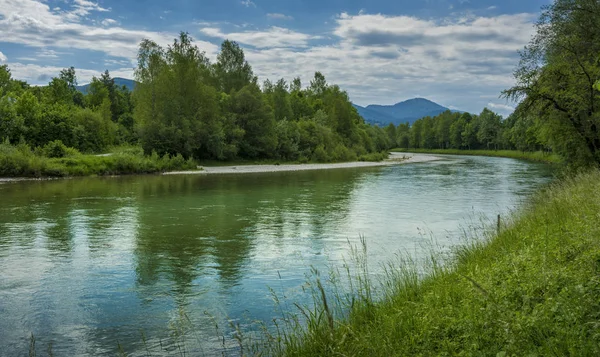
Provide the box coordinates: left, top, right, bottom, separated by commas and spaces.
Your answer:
76, 77, 136, 94
354, 98, 459, 126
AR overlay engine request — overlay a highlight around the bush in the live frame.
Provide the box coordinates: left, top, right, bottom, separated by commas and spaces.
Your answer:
312, 145, 329, 162
42, 140, 68, 158
0, 143, 199, 178
358, 152, 388, 162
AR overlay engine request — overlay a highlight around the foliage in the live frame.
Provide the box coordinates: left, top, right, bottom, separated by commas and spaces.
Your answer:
386, 108, 538, 153
503, 0, 600, 168
0, 142, 197, 177
132, 32, 392, 163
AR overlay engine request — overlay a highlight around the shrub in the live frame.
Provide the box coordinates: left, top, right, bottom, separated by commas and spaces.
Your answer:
313, 145, 329, 162
42, 140, 69, 158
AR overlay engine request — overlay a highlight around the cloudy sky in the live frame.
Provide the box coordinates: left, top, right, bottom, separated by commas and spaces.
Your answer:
0, 0, 549, 116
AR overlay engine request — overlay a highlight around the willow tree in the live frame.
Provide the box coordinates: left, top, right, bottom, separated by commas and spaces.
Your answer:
503, 0, 600, 167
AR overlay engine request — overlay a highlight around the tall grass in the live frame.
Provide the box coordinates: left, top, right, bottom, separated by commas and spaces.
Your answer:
256, 170, 600, 356
392, 148, 563, 164
0, 142, 198, 178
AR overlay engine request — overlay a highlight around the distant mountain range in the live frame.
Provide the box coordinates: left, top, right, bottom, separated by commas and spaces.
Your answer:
353, 98, 460, 126
76, 77, 136, 94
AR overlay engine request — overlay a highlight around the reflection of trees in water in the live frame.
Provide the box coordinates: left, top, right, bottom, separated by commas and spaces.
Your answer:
0, 170, 368, 290
0, 170, 368, 355
0, 178, 138, 255
132, 170, 365, 293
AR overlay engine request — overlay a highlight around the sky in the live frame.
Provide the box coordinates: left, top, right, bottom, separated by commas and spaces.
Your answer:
0, 0, 551, 116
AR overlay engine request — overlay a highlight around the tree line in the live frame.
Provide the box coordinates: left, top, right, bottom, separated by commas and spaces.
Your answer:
0, 33, 394, 164
383, 108, 547, 152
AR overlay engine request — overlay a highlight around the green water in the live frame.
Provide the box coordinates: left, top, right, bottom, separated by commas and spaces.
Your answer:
0, 155, 553, 356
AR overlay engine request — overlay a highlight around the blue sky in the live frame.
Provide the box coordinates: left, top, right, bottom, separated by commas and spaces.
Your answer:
0, 0, 550, 115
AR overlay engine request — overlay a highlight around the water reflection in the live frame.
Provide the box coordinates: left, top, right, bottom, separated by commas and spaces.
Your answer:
0, 157, 553, 355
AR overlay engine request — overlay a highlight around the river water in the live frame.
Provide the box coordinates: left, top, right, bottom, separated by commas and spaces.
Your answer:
0, 155, 553, 356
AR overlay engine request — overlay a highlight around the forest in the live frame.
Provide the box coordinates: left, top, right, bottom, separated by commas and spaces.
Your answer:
382, 108, 535, 152
0, 34, 394, 177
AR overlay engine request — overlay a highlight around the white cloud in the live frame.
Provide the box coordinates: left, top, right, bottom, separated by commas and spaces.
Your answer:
7, 62, 134, 85
267, 13, 294, 20
69, 0, 109, 18
0, 51, 7, 62
236, 12, 536, 113
101, 18, 118, 26
60, 0, 110, 22
104, 58, 132, 67
37, 49, 62, 59
200, 26, 318, 48
2, 3, 535, 114
241, 0, 255, 8
0, 0, 218, 60
486, 102, 515, 116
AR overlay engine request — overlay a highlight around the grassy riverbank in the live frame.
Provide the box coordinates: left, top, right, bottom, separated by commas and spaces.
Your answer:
391, 148, 562, 164
0, 142, 198, 178
0, 140, 388, 179
260, 170, 600, 356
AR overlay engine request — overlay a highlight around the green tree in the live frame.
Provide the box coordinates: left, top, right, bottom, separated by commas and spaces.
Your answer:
215, 40, 255, 94
229, 84, 276, 158
477, 108, 502, 150
503, 0, 600, 166
385, 123, 397, 147
272, 78, 293, 121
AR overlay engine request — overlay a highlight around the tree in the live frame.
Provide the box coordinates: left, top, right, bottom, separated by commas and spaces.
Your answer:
86, 77, 110, 109
450, 114, 467, 149
215, 40, 255, 94
503, 0, 600, 166
0, 65, 12, 95
477, 108, 502, 150
229, 84, 276, 158
410, 120, 423, 148
272, 78, 293, 121
59, 67, 77, 91
309, 72, 327, 97
385, 123, 397, 147
134, 38, 166, 135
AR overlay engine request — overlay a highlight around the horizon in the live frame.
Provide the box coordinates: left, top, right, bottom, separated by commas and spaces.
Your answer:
0, 0, 550, 116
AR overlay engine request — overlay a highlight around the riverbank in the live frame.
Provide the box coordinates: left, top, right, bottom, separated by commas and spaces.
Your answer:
0, 143, 198, 178
391, 148, 562, 164
265, 170, 600, 356
0, 149, 440, 181
165, 153, 439, 175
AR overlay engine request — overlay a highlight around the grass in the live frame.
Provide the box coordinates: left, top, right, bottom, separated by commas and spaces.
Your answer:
391, 148, 563, 164
255, 170, 600, 356
0, 143, 199, 178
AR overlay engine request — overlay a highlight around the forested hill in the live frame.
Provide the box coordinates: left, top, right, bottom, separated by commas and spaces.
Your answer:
353, 98, 458, 126
76, 78, 136, 94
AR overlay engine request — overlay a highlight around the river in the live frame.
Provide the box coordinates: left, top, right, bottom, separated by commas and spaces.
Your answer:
0, 154, 553, 356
